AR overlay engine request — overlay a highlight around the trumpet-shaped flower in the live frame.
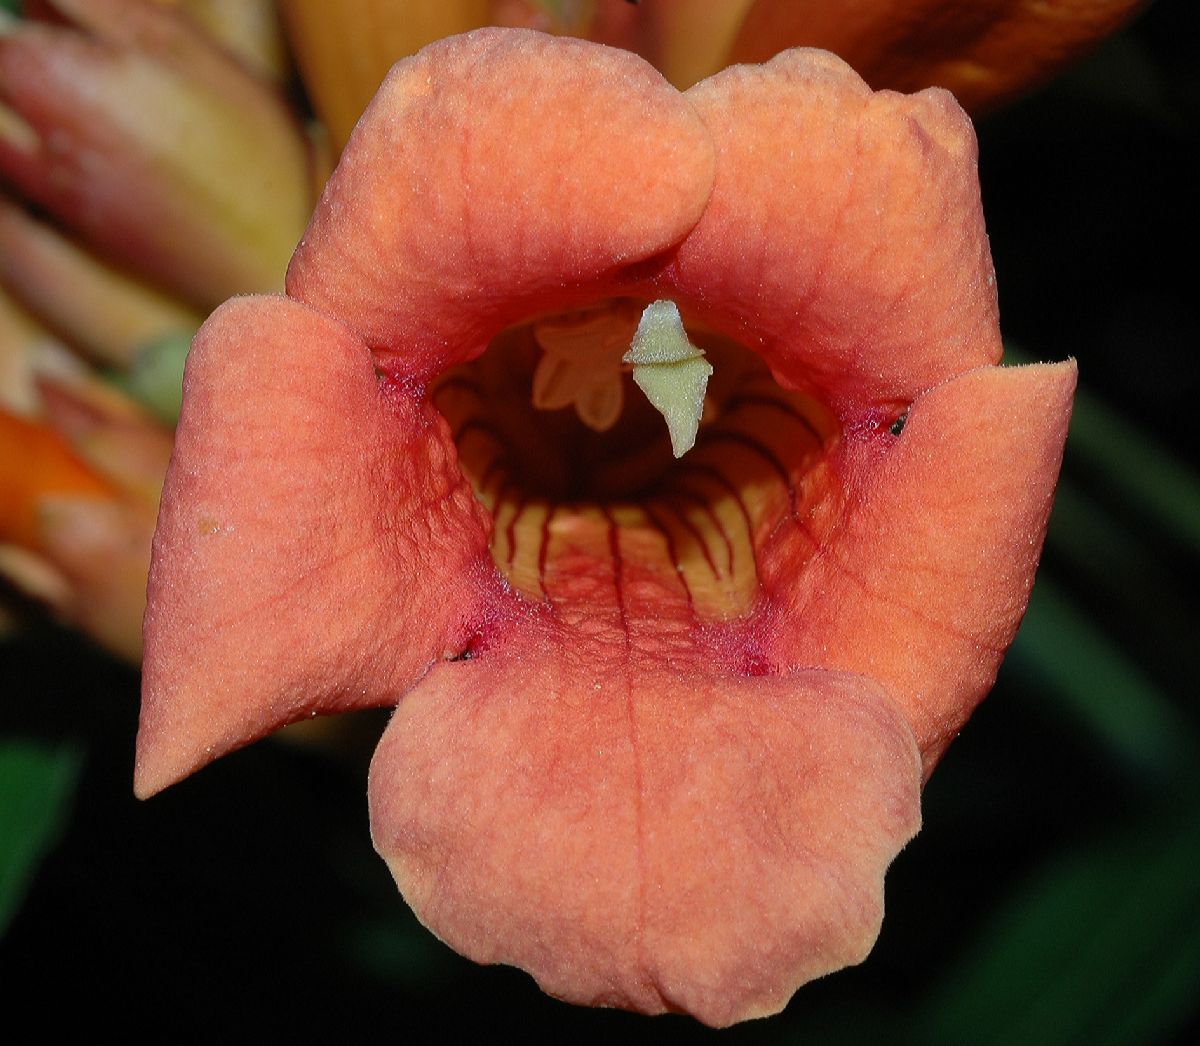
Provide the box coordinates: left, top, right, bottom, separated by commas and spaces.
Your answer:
137, 31, 1074, 1025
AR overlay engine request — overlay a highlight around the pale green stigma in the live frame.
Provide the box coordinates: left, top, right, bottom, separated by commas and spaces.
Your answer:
530, 299, 712, 456
624, 300, 712, 458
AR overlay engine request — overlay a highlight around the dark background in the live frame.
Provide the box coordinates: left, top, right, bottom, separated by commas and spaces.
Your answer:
2, 1, 1198, 1040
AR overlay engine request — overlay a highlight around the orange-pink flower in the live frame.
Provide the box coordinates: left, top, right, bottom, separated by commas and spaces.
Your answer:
137, 30, 1074, 1025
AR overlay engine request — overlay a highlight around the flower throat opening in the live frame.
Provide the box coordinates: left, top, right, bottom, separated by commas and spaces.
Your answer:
432, 299, 839, 622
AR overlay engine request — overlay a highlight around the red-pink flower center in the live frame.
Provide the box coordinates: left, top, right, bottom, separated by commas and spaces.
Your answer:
433, 298, 841, 623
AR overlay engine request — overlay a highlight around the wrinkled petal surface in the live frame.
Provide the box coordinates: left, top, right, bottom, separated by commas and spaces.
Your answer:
287, 29, 714, 380
759, 361, 1076, 771
670, 49, 1000, 409
136, 295, 492, 796
370, 621, 920, 1026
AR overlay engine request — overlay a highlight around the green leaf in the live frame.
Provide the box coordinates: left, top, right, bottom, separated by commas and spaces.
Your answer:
0, 740, 83, 937
1010, 577, 1193, 776
120, 331, 192, 425
917, 811, 1200, 1046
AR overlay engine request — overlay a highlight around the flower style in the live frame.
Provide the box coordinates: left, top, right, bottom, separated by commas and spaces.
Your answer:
137, 30, 1073, 1025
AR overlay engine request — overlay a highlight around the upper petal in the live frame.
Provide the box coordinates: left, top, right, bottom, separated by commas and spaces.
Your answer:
286, 28, 715, 380
669, 49, 1001, 410
136, 294, 493, 797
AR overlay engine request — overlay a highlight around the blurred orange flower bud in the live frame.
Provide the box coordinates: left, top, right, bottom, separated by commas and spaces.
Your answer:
0, 198, 201, 368
281, 0, 1147, 157
726, 0, 1151, 114
166, 0, 290, 83
0, 288, 78, 417
280, 0, 492, 150
0, 0, 314, 309
0, 402, 161, 661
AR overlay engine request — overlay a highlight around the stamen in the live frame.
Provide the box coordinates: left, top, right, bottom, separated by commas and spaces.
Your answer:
531, 306, 635, 432
624, 300, 712, 458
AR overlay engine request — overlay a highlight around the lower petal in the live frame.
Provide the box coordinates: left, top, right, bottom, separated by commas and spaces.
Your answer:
369, 620, 920, 1027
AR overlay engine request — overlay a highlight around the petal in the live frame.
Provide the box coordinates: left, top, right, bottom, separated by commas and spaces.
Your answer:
369, 621, 920, 1026
35, 494, 155, 663
287, 28, 715, 380
34, 374, 174, 504
136, 295, 493, 797
728, 0, 1149, 115
175, 0, 290, 83
669, 49, 1001, 410
0, 287, 56, 416
761, 361, 1076, 770
0, 407, 114, 548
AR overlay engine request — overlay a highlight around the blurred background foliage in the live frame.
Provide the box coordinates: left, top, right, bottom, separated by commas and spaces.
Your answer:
1, 0, 1198, 1041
